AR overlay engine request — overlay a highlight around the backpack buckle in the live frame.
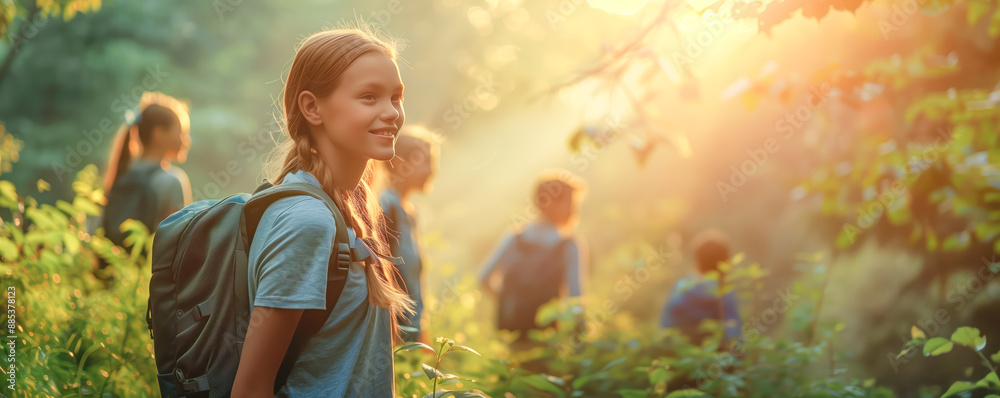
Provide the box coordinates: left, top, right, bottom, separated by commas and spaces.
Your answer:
173, 368, 210, 393
336, 242, 352, 271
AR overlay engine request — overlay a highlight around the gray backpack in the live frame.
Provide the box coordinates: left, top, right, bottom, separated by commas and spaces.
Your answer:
147, 180, 365, 397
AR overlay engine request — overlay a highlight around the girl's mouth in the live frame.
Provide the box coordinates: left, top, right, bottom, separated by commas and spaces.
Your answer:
369, 128, 397, 138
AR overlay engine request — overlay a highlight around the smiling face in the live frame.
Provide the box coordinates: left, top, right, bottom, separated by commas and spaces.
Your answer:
308, 51, 405, 163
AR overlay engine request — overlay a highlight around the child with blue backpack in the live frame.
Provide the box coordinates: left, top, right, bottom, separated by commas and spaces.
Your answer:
131, 28, 412, 397
227, 28, 415, 398
479, 169, 589, 344
660, 229, 743, 344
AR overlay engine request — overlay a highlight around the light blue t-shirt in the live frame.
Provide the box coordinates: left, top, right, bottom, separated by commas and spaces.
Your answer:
246, 170, 394, 397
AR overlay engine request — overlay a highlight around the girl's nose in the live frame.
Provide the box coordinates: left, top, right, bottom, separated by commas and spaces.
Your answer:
382, 102, 400, 121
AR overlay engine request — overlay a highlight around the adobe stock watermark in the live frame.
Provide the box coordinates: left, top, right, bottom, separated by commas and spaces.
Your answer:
545, 0, 589, 30
190, 125, 277, 201
505, 115, 622, 232
51, 65, 170, 182
839, 128, 951, 245
667, 13, 752, 74
878, 0, 948, 39
687, 286, 802, 389
214, 0, 247, 21
568, 115, 626, 172
685, 254, 820, 389
423, 275, 466, 319
368, 0, 414, 36
442, 73, 503, 131
8, 10, 49, 56
506, 168, 581, 233
889, 255, 1000, 373
555, 243, 678, 359
716, 82, 833, 202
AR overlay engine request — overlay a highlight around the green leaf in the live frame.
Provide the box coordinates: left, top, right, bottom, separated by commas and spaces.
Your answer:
572, 374, 595, 390
0, 238, 18, 261
650, 367, 670, 384
62, 231, 80, 254
665, 389, 710, 397
519, 374, 565, 397
942, 231, 971, 251
731, 252, 745, 265
616, 389, 648, 398
448, 344, 482, 357
941, 381, 977, 398
400, 325, 419, 333
422, 363, 445, 381
394, 342, 434, 355
991, 348, 1000, 364
951, 327, 987, 351
72, 196, 100, 216
924, 337, 954, 356
911, 326, 927, 340
926, 227, 939, 251
969, 0, 991, 24
0, 180, 15, 202
599, 356, 628, 373
977, 372, 1000, 389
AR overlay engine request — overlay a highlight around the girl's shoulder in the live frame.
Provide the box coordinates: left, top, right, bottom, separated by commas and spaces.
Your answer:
164, 166, 190, 185
139, 163, 185, 193
258, 195, 337, 237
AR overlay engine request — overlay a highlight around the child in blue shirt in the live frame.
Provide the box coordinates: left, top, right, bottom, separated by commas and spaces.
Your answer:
661, 229, 742, 343
379, 125, 442, 342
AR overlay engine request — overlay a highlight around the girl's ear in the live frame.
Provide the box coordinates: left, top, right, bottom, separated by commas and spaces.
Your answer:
298, 90, 323, 126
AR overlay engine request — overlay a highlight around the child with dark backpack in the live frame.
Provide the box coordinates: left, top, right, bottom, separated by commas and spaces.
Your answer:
379, 125, 442, 343
147, 29, 412, 397
660, 229, 743, 344
479, 169, 589, 345
102, 92, 192, 247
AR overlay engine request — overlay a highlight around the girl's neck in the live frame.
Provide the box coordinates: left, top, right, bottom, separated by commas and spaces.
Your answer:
139, 149, 170, 169
533, 218, 572, 237
321, 146, 369, 191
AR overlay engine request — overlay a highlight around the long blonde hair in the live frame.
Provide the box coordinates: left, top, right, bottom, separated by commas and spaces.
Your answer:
267, 29, 413, 341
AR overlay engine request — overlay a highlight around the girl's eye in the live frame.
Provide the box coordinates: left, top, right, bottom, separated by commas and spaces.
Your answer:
362, 94, 376, 101
392, 95, 404, 103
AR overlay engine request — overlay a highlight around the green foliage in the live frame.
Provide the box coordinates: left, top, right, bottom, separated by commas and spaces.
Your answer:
0, 131, 156, 397
905, 326, 1000, 397
392, 249, 895, 398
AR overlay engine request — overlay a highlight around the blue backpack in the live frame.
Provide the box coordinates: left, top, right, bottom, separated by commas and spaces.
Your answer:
147, 180, 366, 397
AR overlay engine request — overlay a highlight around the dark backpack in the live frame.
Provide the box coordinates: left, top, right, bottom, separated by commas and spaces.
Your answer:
104, 164, 164, 247
496, 235, 570, 335
147, 180, 364, 397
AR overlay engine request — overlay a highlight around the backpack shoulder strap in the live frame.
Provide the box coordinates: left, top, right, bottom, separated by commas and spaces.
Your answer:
246, 181, 352, 267
251, 181, 356, 393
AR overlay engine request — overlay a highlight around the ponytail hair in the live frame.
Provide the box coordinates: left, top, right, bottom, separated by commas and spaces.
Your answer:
103, 92, 189, 193
266, 28, 413, 342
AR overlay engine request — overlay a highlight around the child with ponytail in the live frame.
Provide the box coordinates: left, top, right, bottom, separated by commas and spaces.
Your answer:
102, 92, 192, 246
